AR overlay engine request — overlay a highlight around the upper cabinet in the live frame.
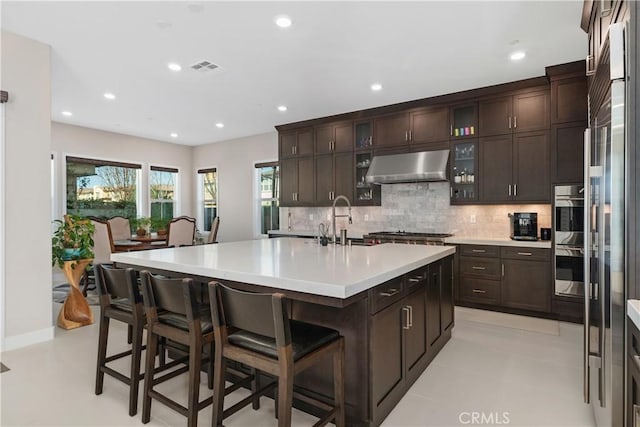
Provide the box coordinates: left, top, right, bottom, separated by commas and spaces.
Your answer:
479, 90, 549, 137
315, 122, 353, 154
550, 77, 587, 124
279, 128, 314, 159
373, 106, 450, 148
450, 103, 477, 139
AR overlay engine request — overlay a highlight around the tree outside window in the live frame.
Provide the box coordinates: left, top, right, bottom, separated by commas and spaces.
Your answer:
150, 166, 177, 229
198, 168, 217, 231
256, 163, 279, 235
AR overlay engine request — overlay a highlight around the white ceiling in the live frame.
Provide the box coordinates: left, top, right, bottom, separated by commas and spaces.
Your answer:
1, 1, 587, 146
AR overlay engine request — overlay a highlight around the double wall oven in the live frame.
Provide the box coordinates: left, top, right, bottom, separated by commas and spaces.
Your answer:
554, 184, 585, 298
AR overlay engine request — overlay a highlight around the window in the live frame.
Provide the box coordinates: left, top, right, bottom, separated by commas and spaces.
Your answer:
198, 168, 217, 232
66, 156, 140, 220
256, 162, 279, 235
150, 166, 177, 228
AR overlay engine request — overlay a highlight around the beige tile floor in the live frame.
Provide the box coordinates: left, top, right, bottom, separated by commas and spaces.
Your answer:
0, 305, 594, 427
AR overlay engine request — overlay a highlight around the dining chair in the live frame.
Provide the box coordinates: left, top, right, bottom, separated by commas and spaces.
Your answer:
206, 217, 220, 244
108, 216, 132, 241
78, 217, 116, 297
166, 216, 196, 247
207, 281, 345, 427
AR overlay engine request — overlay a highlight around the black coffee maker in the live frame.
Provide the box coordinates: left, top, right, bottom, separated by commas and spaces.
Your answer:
509, 212, 538, 241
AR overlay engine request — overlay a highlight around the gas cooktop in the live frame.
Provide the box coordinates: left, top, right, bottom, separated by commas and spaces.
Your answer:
366, 231, 453, 238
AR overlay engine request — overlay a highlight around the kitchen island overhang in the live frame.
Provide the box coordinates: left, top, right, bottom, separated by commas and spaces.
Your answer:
111, 238, 456, 426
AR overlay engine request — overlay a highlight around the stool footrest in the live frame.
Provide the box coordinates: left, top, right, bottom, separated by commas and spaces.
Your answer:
223, 381, 276, 420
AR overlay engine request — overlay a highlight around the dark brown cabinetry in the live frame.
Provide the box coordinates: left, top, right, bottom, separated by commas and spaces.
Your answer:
550, 76, 587, 124
374, 113, 409, 148
479, 130, 549, 203
315, 122, 353, 154
479, 91, 549, 137
280, 157, 314, 206
500, 247, 551, 312
450, 140, 478, 203
373, 107, 450, 149
315, 152, 353, 205
550, 121, 586, 183
279, 128, 314, 159
456, 244, 552, 316
369, 256, 453, 425
450, 103, 478, 139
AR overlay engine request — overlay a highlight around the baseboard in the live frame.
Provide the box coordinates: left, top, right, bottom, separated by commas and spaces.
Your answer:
3, 326, 55, 351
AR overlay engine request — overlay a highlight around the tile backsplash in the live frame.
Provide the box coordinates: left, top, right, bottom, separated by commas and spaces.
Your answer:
279, 182, 551, 239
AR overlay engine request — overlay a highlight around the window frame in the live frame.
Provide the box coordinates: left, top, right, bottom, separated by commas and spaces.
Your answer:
149, 165, 178, 222
254, 161, 279, 238
197, 167, 218, 232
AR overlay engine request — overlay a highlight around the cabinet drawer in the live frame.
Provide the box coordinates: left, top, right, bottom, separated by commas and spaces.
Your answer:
501, 246, 550, 261
369, 276, 405, 315
405, 266, 428, 291
459, 245, 500, 258
460, 277, 501, 305
460, 257, 501, 279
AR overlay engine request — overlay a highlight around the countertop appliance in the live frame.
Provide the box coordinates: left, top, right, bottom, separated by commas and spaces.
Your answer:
508, 212, 538, 241
363, 231, 452, 246
554, 184, 584, 299
583, 22, 627, 427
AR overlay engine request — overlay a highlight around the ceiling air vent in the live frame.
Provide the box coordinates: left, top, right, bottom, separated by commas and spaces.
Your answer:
190, 61, 219, 72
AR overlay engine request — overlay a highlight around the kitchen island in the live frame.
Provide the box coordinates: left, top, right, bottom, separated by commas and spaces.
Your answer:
112, 238, 455, 426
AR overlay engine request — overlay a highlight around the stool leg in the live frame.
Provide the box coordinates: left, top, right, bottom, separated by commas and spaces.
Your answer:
187, 338, 202, 427
211, 350, 226, 427
129, 321, 144, 416
277, 364, 293, 427
158, 337, 166, 367
142, 329, 158, 424
95, 314, 110, 395
208, 341, 214, 390
251, 368, 260, 410
127, 324, 133, 345
333, 339, 345, 427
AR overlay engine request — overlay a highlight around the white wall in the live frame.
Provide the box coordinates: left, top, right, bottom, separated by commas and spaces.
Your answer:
51, 122, 193, 220
192, 132, 278, 242
1, 31, 53, 350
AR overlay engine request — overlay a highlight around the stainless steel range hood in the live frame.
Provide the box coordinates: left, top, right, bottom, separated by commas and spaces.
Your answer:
365, 149, 449, 184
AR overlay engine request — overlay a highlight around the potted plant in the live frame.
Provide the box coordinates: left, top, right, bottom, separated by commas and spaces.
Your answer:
151, 217, 169, 236
51, 214, 95, 268
134, 216, 152, 237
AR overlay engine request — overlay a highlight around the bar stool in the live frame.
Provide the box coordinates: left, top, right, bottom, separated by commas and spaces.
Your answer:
139, 271, 215, 427
207, 281, 346, 427
94, 263, 146, 416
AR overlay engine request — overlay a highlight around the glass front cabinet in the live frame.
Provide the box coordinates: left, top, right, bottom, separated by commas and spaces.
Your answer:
450, 139, 478, 203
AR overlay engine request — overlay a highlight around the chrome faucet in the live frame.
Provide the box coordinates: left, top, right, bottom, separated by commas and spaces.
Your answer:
331, 195, 352, 244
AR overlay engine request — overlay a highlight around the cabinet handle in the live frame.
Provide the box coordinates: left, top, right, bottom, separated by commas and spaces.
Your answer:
517, 252, 533, 256
471, 266, 486, 270
402, 307, 411, 330
508, 116, 512, 129
291, 146, 295, 155
380, 288, 400, 297
450, 124, 453, 136
586, 55, 595, 76
502, 263, 505, 277
329, 141, 332, 151
408, 277, 422, 283
408, 305, 413, 327
405, 130, 409, 141
450, 187, 453, 198
513, 116, 517, 129
471, 249, 486, 253
514, 184, 517, 196
472, 289, 486, 294
508, 184, 512, 196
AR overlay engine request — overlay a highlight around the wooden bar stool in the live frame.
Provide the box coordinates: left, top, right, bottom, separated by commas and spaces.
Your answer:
207, 281, 346, 427
139, 271, 215, 427
94, 263, 146, 416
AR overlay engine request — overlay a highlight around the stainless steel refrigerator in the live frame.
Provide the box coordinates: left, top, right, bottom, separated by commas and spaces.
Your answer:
584, 21, 628, 427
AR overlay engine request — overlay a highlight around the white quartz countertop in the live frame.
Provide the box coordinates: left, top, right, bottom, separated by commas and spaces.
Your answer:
628, 300, 640, 330
111, 238, 455, 299
268, 229, 364, 239
444, 237, 552, 249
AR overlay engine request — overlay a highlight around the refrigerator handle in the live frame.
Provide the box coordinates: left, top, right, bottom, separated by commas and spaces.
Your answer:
583, 127, 591, 405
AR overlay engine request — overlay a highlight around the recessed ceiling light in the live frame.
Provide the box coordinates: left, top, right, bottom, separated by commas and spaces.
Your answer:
510, 51, 526, 61
103, 92, 116, 100
61, 111, 73, 116
371, 83, 383, 91
168, 62, 182, 72
277, 105, 288, 112
215, 123, 224, 128
170, 132, 178, 138
275, 15, 292, 28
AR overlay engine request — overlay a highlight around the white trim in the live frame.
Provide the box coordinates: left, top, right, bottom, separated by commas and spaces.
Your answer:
3, 326, 55, 351
196, 166, 218, 232
0, 102, 5, 352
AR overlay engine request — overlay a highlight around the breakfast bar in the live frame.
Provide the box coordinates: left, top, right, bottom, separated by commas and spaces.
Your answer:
112, 238, 455, 426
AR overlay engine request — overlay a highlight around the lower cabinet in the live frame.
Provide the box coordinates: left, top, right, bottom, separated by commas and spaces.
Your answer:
369, 255, 454, 425
457, 244, 552, 315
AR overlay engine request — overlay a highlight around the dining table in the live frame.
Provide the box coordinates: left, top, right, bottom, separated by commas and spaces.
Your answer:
113, 234, 167, 252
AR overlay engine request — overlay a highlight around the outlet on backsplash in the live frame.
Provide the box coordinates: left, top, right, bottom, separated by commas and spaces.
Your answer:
364, 214, 369, 221
470, 214, 476, 224
309, 214, 314, 220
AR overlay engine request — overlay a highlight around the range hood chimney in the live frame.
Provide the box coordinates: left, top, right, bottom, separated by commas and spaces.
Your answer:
365, 150, 449, 184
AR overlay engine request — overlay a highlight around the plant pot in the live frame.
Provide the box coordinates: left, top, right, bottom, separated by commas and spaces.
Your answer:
62, 248, 81, 260
157, 229, 167, 236
136, 228, 147, 237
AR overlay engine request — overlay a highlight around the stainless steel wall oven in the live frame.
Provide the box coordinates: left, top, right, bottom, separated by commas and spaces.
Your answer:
554, 184, 585, 298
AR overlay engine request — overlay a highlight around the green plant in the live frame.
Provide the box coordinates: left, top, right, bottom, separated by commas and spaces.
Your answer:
51, 215, 95, 268
151, 217, 169, 232
135, 216, 152, 231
